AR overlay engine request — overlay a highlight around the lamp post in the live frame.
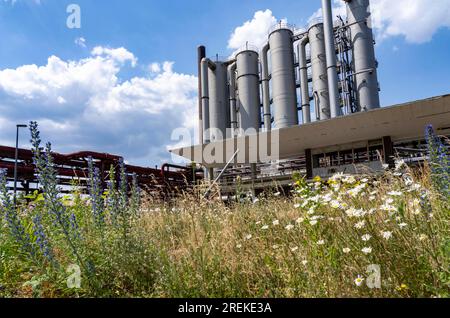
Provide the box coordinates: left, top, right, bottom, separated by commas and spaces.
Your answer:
14, 124, 27, 205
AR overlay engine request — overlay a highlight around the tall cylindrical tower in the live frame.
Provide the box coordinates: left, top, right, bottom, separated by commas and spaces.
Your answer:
208, 61, 230, 141
309, 23, 330, 121
346, 0, 380, 111
236, 49, 261, 133
268, 27, 298, 129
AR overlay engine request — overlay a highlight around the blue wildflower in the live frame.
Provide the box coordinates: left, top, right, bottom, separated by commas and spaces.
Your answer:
87, 156, 105, 226
425, 125, 450, 197
0, 169, 36, 257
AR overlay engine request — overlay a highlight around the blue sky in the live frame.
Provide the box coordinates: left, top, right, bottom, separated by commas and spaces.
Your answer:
0, 0, 449, 166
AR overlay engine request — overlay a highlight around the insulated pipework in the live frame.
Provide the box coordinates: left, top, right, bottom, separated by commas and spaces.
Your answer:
228, 62, 238, 136
200, 57, 213, 144
198, 46, 206, 144
297, 36, 311, 124
261, 43, 271, 131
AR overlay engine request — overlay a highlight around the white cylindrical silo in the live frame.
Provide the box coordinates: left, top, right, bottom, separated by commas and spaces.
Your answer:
236, 50, 261, 134
346, 0, 380, 111
269, 27, 298, 129
309, 23, 331, 120
209, 61, 230, 141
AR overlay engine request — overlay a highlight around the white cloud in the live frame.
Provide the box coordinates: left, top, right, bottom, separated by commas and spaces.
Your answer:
91, 46, 138, 67
308, 0, 450, 44
0, 47, 198, 165
370, 0, 450, 43
227, 9, 278, 51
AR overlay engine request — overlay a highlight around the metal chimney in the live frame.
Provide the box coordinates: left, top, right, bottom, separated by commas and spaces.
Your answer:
345, 0, 380, 111
321, 0, 341, 118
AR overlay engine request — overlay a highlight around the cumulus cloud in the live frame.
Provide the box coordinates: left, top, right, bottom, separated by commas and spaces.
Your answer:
0, 47, 198, 166
308, 0, 450, 44
227, 9, 278, 51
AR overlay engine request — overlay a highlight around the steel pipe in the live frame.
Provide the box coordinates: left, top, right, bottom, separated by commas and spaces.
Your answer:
297, 36, 311, 124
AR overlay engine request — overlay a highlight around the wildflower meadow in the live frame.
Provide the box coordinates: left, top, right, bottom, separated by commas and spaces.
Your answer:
0, 122, 448, 298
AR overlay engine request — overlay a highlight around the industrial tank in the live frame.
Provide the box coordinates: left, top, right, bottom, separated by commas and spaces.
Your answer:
346, 0, 380, 111
308, 22, 330, 120
208, 61, 231, 141
268, 27, 298, 129
236, 49, 261, 133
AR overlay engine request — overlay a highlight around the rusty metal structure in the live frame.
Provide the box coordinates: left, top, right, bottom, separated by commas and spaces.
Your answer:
0, 145, 202, 197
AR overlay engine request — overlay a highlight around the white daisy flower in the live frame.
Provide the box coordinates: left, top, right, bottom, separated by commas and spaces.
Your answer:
381, 231, 393, 240
272, 220, 279, 226
354, 220, 366, 229
285, 224, 294, 231
296, 217, 304, 224
330, 200, 341, 209
354, 275, 365, 287
317, 240, 325, 245
245, 234, 252, 240
290, 246, 299, 252
261, 225, 269, 230
362, 247, 372, 255
342, 248, 351, 254
361, 234, 372, 242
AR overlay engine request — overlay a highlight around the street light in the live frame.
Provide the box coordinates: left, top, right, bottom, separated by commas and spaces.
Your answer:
14, 124, 28, 205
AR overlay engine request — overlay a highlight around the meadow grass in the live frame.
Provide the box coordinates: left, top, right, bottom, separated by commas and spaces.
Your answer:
0, 123, 448, 298
0, 165, 448, 298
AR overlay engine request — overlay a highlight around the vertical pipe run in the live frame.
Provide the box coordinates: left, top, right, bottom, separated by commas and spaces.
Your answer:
297, 36, 311, 124
201, 58, 212, 143
261, 43, 271, 131
197, 46, 206, 144
321, 0, 341, 118
228, 62, 238, 136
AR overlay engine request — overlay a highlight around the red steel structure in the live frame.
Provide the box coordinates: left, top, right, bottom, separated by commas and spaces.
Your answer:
0, 145, 202, 197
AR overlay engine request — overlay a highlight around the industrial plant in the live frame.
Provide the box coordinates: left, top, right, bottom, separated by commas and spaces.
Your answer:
1, 0, 449, 198
172, 0, 450, 195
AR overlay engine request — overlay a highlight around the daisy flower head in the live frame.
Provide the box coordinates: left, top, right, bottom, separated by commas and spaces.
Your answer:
381, 231, 393, 240
362, 247, 372, 255
285, 224, 294, 231
354, 275, 365, 287
354, 220, 366, 229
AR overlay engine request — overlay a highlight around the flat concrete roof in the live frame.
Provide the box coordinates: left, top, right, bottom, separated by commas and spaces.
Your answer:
170, 94, 450, 167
